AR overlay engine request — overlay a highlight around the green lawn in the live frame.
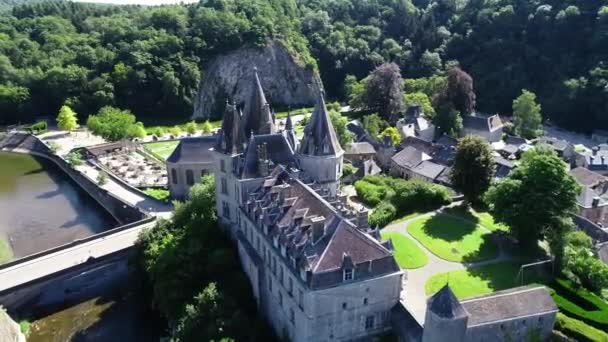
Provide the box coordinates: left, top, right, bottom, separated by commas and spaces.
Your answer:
555, 313, 608, 342
425, 261, 539, 299
389, 212, 426, 225
381, 231, 428, 269
0, 233, 13, 264
443, 206, 509, 233
408, 214, 499, 262
143, 140, 180, 160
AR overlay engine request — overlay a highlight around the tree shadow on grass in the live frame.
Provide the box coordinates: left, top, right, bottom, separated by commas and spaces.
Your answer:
462, 234, 500, 263
420, 214, 477, 242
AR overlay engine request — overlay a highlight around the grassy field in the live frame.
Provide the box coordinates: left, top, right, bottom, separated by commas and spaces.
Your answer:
555, 313, 608, 342
443, 206, 509, 233
381, 231, 428, 269
425, 261, 540, 299
0, 233, 13, 264
389, 212, 426, 225
143, 140, 179, 160
408, 214, 499, 262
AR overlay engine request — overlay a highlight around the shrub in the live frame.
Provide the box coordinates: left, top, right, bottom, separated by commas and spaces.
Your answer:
148, 127, 166, 137
169, 126, 181, 137
354, 179, 390, 206
19, 320, 30, 336
555, 313, 608, 342
566, 231, 593, 249
29, 121, 47, 134
97, 171, 108, 186
66, 151, 83, 166
369, 201, 396, 228
143, 188, 171, 202
185, 121, 197, 134
201, 121, 212, 134
327, 101, 342, 112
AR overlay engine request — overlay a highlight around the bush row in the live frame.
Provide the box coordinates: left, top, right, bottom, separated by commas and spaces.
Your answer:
358, 176, 452, 227
555, 313, 608, 342
549, 278, 608, 331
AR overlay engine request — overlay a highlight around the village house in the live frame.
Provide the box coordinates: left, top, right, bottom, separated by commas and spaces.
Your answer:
461, 114, 504, 143
537, 137, 574, 161
396, 105, 435, 143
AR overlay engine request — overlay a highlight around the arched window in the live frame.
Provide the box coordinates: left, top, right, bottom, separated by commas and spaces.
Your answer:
171, 168, 178, 185
186, 169, 194, 185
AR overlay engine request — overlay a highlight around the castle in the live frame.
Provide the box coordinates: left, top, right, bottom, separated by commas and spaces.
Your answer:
166, 68, 558, 341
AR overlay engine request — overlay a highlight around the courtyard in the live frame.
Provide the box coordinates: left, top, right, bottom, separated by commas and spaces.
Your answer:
381, 207, 538, 324
99, 151, 168, 188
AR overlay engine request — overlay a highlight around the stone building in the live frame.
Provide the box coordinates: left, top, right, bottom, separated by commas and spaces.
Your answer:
166, 136, 216, 200
211, 68, 403, 342
396, 285, 558, 342
461, 114, 504, 143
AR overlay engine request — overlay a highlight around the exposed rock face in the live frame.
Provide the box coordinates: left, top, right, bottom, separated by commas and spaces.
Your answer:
0, 308, 26, 342
192, 41, 320, 120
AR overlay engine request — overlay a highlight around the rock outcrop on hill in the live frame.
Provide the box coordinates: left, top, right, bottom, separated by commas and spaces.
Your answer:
0, 308, 26, 342
192, 41, 320, 120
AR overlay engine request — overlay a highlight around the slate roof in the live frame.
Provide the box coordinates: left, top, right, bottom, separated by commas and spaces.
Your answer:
243, 67, 275, 138
585, 150, 608, 170
411, 160, 446, 180
505, 136, 527, 146
570, 167, 607, 188
299, 91, 343, 156
538, 137, 570, 151
435, 135, 458, 148
346, 142, 376, 155
461, 286, 558, 327
244, 167, 399, 289
241, 134, 297, 178
576, 186, 608, 208
357, 159, 382, 177
462, 114, 503, 132
427, 285, 468, 319
167, 136, 216, 164
391, 146, 429, 169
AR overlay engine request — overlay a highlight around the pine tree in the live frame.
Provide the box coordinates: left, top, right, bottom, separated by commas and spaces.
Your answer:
56, 105, 79, 132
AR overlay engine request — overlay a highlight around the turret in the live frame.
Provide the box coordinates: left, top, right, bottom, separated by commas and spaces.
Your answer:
297, 86, 344, 196
283, 110, 298, 152
216, 101, 246, 155
243, 67, 275, 138
422, 285, 468, 342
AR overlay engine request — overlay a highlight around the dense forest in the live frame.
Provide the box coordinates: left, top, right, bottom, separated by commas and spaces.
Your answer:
1, 0, 608, 132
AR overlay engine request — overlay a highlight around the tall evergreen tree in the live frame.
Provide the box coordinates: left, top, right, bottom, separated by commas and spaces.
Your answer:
56, 105, 79, 132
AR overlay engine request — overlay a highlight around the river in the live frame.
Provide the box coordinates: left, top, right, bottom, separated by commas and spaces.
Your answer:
0, 151, 117, 263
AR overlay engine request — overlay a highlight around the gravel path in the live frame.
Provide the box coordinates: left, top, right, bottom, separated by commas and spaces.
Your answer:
383, 209, 513, 325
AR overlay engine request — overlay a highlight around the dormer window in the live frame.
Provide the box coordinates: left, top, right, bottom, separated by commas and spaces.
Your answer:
343, 268, 354, 281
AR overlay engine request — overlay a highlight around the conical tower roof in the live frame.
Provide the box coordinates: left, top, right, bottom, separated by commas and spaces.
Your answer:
299, 87, 342, 156
243, 67, 275, 138
427, 285, 468, 319
216, 101, 246, 155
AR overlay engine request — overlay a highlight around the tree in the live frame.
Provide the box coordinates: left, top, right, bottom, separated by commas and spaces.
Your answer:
379, 126, 401, 145
329, 110, 353, 147
56, 105, 79, 132
185, 121, 197, 134
446, 67, 476, 115
87, 106, 140, 141
362, 113, 387, 137
169, 126, 181, 137
450, 136, 494, 205
404, 92, 435, 116
485, 150, 580, 248
201, 121, 213, 134
513, 89, 543, 139
433, 96, 463, 136
362, 63, 405, 122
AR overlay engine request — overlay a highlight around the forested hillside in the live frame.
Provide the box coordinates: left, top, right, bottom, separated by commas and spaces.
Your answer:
1, 0, 608, 132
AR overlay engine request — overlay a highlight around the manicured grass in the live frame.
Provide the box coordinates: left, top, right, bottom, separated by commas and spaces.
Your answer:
143, 140, 179, 160
0, 233, 13, 264
381, 231, 428, 269
408, 214, 499, 262
555, 313, 608, 342
425, 261, 538, 299
443, 205, 509, 232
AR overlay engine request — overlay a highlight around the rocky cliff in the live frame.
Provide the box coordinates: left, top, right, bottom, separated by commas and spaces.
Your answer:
192, 41, 320, 120
0, 308, 26, 342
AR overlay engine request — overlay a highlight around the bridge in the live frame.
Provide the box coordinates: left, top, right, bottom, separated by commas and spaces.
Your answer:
0, 133, 168, 308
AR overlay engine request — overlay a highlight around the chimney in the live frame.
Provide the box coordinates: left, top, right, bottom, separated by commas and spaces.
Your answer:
311, 216, 326, 243
257, 142, 269, 176
593, 196, 601, 208
357, 208, 369, 230
593, 146, 599, 156
602, 156, 605, 165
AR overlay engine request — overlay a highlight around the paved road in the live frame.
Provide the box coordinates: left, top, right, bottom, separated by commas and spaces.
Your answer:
383, 210, 512, 325
0, 220, 156, 292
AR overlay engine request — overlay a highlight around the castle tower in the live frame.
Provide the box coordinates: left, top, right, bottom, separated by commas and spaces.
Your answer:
297, 87, 343, 196
422, 285, 469, 342
213, 101, 246, 229
243, 67, 275, 138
